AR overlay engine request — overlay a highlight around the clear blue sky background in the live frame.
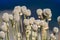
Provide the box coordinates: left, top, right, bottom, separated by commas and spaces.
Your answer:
0, 0, 60, 30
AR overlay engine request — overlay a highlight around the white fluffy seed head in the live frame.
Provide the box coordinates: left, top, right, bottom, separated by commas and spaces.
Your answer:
21, 6, 31, 16
40, 20, 45, 26
21, 6, 27, 13
29, 17, 35, 25
29, 20, 34, 25
23, 9, 31, 16
36, 9, 42, 16
14, 14, 20, 22
1, 22, 7, 32
13, 9, 19, 15
30, 17, 35, 21
53, 27, 59, 33
0, 31, 5, 39
21, 6, 27, 10
26, 25, 31, 30
23, 19, 29, 25
32, 24, 38, 31
14, 6, 21, 13
25, 9, 31, 16
13, 6, 21, 15
43, 8, 52, 17
57, 16, 60, 22
9, 14, 13, 20
2, 13, 9, 22
34, 19, 40, 26
40, 20, 49, 29
50, 33, 56, 40
43, 22, 49, 30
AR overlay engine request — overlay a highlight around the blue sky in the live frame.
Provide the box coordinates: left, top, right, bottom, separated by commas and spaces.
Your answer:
0, 0, 60, 30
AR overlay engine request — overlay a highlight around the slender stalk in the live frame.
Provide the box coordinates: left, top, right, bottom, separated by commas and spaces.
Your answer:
10, 20, 16, 40
18, 37, 21, 40
5, 33, 7, 40
41, 29, 47, 40
47, 20, 50, 40
6, 22, 9, 40
5, 28, 9, 40
7, 31, 9, 40
32, 31, 37, 40
26, 37, 29, 40
38, 28, 41, 40
24, 15, 26, 19
31, 26, 32, 40
26, 30, 30, 40
15, 22, 19, 40
20, 16, 23, 40
19, 16, 21, 32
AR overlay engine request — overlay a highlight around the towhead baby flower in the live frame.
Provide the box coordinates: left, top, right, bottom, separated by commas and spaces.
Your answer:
34, 19, 41, 28
50, 33, 56, 40
34, 19, 40, 26
13, 6, 22, 16
0, 31, 5, 39
21, 6, 27, 10
36, 9, 43, 16
23, 19, 29, 25
22, 9, 31, 16
21, 6, 31, 16
14, 14, 20, 22
43, 8, 52, 18
13, 6, 21, 13
9, 14, 13, 20
25, 9, 31, 16
57, 16, 60, 25
53, 27, 59, 33
42, 22, 49, 30
40, 20, 45, 26
0, 22, 7, 32
29, 17, 35, 25
32, 24, 38, 31
2, 13, 9, 22
13, 9, 19, 15
21, 6, 27, 13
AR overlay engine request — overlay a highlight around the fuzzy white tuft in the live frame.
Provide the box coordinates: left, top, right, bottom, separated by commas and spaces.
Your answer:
34, 19, 40, 26
2, 13, 9, 22
50, 33, 56, 40
36, 9, 42, 15
53, 27, 59, 33
0, 31, 5, 39
29, 17, 35, 25
57, 16, 60, 22
0, 22, 7, 32
32, 24, 38, 31
14, 14, 20, 22
23, 19, 29, 25
43, 8, 52, 18
9, 14, 13, 20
